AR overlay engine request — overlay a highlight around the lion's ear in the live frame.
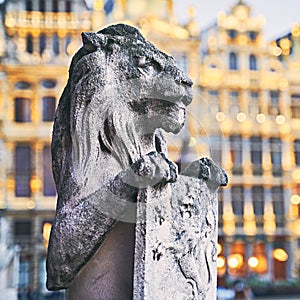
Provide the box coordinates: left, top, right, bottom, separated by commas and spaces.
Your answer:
81, 32, 106, 52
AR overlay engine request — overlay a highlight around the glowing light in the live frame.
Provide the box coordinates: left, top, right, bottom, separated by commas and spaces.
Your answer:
276, 115, 286, 125
216, 112, 226, 122
217, 256, 226, 268
273, 248, 288, 262
228, 254, 243, 269
43, 222, 52, 248
272, 46, 282, 56
256, 113, 266, 123
248, 256, 259, 268
43, 223, 52, 242
292, 25, 300, 38
94, 0, 104, 11
236, 112, 246, 122
217, 243, 222, 255
26, 200, 35, 210
30, 175, 42, 193
291, 194, 300, 205
279, 38, 291, 50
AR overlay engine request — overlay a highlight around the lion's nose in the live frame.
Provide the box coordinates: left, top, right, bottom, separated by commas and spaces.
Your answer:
180, 76, 193, 87
174, 70, 193, 87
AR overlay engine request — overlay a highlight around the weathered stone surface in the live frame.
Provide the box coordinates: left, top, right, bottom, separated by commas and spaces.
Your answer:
46, 23, 227, 299
134, 172, 226, 300
46, 23, 193, 291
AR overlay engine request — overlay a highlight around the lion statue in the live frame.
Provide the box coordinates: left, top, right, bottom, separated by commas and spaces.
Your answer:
46, 24, 227, 297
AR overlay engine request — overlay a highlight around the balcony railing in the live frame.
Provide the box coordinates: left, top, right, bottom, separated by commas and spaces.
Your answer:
5, 11, 92, 33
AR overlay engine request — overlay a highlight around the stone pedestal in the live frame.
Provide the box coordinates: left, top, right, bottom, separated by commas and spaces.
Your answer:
134, 175, 218, 300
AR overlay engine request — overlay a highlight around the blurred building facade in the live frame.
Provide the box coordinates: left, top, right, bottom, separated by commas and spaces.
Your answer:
0, 0, 300, 297
195, 0, 300, 284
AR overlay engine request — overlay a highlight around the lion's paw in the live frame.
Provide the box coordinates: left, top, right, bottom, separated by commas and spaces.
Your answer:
182, 157, 228, 188
122, 151, 178, 188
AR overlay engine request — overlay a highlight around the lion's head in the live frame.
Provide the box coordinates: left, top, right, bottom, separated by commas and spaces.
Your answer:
52, 24, 193, 199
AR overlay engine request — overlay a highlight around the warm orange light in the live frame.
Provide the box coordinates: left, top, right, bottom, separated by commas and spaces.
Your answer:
275, 115, 286, 125
217, 256, 226, 268
43, 223, 52, 242
216, 112, 226, 122
228, 254, 243, 269
273, 248, 288, 262
256, 113, 266, 123
26, 200, 35, 210
217, 243, 222, 255
291, 194, 300, 205
236, 112, 246, 122
248, 256, 259, 268
273, 248, 288, 261
30, 175, 42, 194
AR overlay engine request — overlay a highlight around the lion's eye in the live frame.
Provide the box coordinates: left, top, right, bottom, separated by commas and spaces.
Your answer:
138, 58, 161, 76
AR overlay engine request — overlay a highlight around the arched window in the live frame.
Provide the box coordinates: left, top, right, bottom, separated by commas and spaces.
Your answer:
15, 145, 32, 197
15, 81, 31, 90
39, 33, 46, 55
26, 34, 33, 54
66, 0, 72, 12
249, 54, 257, 70
14, 98, 31, 122
39, 0, 45, 12
25, 0, 32, 11
42, 96, 56, 121
52, 0, 58, 12
229, 52, 238, 70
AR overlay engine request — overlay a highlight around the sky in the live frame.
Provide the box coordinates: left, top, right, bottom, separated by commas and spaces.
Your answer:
174, 0, 300, 40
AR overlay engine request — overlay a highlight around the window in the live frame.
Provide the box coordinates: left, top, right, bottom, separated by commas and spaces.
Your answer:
14, 98, 31, 122
248, 31, 258, 41
42, 97, 56, 121
43, 146, 56, 196
65, 34, 71, 54
15, 145, 32, 197
230, 135, 243, 174
291, 94, 300, 118
39, 0, 45, 12
53, 33, 59, 55
270, 137, 282, 176
229, 52, 238, 70
15, 81, 31, 90
249, 54, 257, 70
25, 0, 32, 11
252, 186, 264, 217
14, 220, 32, 237
39, 33, 46, 55
294, 139, 300, 166
26, 34, 33, 54
41, 79, 57, 89
66, 0, 72, 12
52, 0, 58, 12
269, 90, 280, 116
228, 30, 237, 40
272, 186, 284, 227
232, 186, 244, 216
249, 91, 260, 116
250, 136, 262, 175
